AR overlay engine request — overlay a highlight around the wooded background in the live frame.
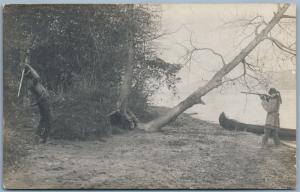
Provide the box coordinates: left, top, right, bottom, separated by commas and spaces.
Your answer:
4, 4, 181, 136
3, 5, 182, 168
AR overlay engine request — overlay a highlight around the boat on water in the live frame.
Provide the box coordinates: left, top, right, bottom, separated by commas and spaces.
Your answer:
219, 112, 296, 141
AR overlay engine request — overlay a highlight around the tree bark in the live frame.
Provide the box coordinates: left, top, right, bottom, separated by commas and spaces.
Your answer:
109, 5, 138, 130
119, 32, 134, 114
140, 4, 290, 131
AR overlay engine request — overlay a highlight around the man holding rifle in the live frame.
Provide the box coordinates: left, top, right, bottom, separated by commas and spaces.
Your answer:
242, 88, 282, 146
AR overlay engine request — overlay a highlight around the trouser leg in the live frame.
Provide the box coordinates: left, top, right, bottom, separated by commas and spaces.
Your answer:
262, 128, 271, 145
36, 119, 44, 136
37, 119, 47, 143
37, 100, 51, 143
272, 128, 280, 145
41, 125, 50, 143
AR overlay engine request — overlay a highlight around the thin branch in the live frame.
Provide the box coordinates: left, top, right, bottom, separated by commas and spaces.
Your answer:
277, 4, 282, 12
242, 60, 247, 75
277, 23, 296, 39
151, 24, 186, 40
222, 74, 244, 84
230, 16, 266, 49
288, 41, 296, 48
222, 15, 264, 29
246, 73, 260, 81
242, 59, 257, 71
255, 21, 267, 35
264, 36, 296, 55
222, 58, 266, 90
247, 16, 265, 25
191, 47, 226, 66
184, 28, 227, 66
282, 15, 296, 19
236, 30, 255, 47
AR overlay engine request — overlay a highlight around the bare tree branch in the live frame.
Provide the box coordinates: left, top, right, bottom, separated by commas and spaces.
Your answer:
282, 15, 296, 19
277, 4, 282, 12
222, 15, 264, 29
255, 21, 267, 35
222, 74, 244, 84
264, 36, 296, 55
138, 3, 290, 131
151, 24, 187, 40
184, 28, 227, 66
229, 15, 267, 49
242, 58, 258, 71
222, 57, 272, 91
191, 48, 226, 66
277, 23, 295, 39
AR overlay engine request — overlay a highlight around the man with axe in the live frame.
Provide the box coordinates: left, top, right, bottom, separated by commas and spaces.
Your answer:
18, 56, 51, 143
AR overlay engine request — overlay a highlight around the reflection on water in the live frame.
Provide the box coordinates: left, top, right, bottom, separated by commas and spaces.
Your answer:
152, 89, 296, 129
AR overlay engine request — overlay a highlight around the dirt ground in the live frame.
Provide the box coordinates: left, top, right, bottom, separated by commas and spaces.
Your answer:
3, 109, 296, 189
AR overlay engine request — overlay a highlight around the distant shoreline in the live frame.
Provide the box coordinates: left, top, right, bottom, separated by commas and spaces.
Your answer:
151, 89, 296, 130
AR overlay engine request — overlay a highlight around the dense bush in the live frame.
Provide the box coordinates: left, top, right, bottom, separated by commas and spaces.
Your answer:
4, 5, 181, 140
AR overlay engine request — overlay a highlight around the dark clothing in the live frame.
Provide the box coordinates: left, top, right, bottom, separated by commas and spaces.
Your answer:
28, 78, 51, 143
36, 97, 51, 143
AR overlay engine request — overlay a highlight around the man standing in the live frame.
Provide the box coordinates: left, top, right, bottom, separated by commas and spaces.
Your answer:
23, 62, 52, 143
260, 88, 282, 146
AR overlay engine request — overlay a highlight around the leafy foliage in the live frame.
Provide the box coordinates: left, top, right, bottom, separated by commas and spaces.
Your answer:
4, 5, 182, 141
4, 5, 181, 111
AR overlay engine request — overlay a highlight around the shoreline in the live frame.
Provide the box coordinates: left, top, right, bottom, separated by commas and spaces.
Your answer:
4, 106, 296, 189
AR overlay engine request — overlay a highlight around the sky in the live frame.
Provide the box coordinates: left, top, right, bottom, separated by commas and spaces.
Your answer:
154, 4, 296, 93
150, 4, 296, 128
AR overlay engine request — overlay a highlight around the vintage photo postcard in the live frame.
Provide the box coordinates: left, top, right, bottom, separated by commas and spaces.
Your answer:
3, 4, 296, 189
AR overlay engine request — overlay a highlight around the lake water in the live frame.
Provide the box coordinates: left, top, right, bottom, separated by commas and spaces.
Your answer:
152, 89, 296, 130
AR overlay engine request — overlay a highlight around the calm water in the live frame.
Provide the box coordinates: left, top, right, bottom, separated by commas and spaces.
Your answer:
152, 89, 296, 129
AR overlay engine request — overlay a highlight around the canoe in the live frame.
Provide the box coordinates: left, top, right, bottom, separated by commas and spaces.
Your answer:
219, 112, 296, 141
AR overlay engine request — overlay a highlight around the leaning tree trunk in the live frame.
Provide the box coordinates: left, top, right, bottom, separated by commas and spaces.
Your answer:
111, 4, 289, 132
139, 4, 290, 131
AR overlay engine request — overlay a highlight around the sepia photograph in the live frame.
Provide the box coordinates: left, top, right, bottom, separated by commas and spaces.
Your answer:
3, 3, 296, 189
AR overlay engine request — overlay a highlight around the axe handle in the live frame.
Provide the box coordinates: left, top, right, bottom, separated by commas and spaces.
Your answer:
17, 68, 25, 97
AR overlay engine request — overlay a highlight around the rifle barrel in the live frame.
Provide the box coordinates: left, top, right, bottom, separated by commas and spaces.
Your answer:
241, 92, 264, 95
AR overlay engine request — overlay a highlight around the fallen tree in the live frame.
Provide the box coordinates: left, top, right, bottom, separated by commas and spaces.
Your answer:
115, 4, 293, 132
